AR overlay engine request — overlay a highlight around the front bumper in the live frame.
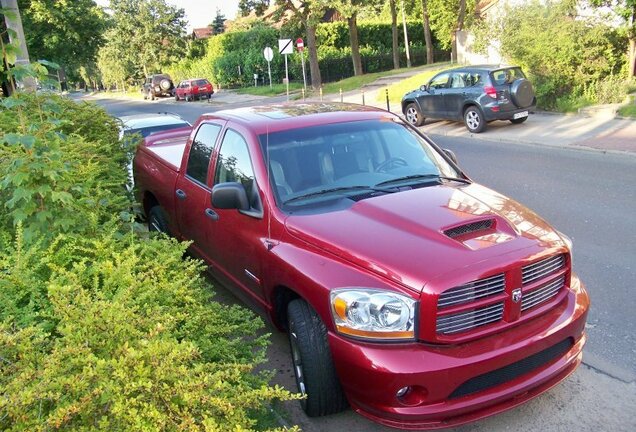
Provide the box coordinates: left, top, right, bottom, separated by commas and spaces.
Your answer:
328, 275, 589, 429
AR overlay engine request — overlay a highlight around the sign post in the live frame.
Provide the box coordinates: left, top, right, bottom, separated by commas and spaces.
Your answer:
296, 38, 306, 91
278, 38, 293, 100
263, 46, 273, 88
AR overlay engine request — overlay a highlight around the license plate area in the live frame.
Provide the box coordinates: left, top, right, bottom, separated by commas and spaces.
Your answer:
513, 111, 529, 120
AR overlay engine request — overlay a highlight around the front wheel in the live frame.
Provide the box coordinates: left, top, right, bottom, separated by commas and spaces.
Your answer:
287, 299, 348, 417
464, 106, 486, 133
174, 94, 179, 101
404, 103, 425, 127
510, 116, 528, 124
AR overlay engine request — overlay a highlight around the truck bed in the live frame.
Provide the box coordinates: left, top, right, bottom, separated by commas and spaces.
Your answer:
142, 127, 192, 170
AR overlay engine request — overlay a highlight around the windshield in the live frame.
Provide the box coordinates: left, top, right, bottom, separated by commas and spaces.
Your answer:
259, 119, 462, 209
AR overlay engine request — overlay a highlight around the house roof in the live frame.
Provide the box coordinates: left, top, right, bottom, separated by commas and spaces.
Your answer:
192, 27, 214, 40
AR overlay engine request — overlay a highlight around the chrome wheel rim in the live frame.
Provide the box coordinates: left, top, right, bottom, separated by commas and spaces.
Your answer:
149, 216, 161, 232
406, 107, 418, 124
466, 110, 480, 130
289, 330, 307, 398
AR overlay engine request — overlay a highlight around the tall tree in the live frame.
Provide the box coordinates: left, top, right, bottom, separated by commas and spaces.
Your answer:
102, 0, 186, 79
590, 0, 636, 78
420, 0, 433, 64
330, 0, 364, 76
450, 0, 466, 62
238, 0, 270, 17
390, 0, 399, 69
212, 7, 226, 34
16, 0, 107, 81
275, 0, 326, 89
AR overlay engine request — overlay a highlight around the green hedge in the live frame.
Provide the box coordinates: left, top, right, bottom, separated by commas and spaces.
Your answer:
167, 21, 448, 88
0, 93, 297, 431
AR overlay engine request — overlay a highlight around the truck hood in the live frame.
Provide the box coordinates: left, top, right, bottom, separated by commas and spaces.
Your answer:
284, 183, 564, 293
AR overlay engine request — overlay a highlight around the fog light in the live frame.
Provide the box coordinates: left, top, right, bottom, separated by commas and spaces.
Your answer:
396, 385, 428, 406
396, 386, 410, 398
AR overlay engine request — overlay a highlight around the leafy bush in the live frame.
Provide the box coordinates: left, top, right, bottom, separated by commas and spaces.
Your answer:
473, 0, 626, 109
0, 94, 132, 243
0, 92, 297, 430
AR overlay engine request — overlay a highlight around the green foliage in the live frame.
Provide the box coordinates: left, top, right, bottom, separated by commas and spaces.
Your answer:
0, 92, 298, 430
476, 0, 627, 109
16, 0, 108, 83
0, 93, 130, 243
427, 0, 476, 50
0, 230, 297, 431
97, 0, 187, 85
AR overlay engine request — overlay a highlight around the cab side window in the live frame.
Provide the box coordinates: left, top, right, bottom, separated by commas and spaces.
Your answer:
214, 129, 261, 211
186, 123, 221, 185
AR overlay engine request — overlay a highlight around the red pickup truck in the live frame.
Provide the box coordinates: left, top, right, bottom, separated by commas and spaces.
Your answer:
133, 103, 589, 429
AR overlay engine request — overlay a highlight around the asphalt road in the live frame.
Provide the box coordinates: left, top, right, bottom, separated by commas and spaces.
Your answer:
88, 95, 636, 430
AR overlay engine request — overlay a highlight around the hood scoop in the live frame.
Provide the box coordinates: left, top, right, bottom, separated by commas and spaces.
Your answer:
444, 219, 495, 239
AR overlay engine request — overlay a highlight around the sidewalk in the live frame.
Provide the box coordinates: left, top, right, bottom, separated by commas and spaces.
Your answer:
304, 79, 636, 156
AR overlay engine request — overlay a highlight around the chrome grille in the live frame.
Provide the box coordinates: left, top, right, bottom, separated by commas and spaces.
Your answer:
437, 303, 504, 335
522, 276, 565, 311
522, 254, 565, 286
438, 274, 505, 309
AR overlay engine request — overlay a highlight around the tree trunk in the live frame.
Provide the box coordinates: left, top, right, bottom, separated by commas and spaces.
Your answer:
390, 0, 399, 69
451, 0, 467, 63
421, 0, 433, 64
348, 13, 363, 76
306, 22, 322, 90
629, 38, 636, 80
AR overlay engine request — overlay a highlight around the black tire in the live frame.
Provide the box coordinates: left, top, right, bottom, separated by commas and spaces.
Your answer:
404, 103, 425, 126
160, 78, 171, 91
174, 94, 179, 101
510, 116, 528, 124
464, 106, 486, 133
287, 299, 348, 417
148, 206, 169, 234
185, 94, 191, 102
510, 78, 534, 108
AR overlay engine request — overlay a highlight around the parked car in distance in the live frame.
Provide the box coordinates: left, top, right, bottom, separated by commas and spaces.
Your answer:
133, 103, 588, 429
402, 65, 536, 133
142, 74, 175, 100
118, 113, 191, 140
175, 78, 214, 102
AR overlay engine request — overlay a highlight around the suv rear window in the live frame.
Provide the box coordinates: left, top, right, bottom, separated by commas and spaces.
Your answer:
490, 67, 526, 86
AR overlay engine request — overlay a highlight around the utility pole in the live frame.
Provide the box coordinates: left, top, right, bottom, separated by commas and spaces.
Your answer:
401, 0, 411, 68
1, 0, 36, 91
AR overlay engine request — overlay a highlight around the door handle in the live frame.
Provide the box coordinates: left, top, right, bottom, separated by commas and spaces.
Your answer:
176, 189, 187, 200
204, 208, 219, 221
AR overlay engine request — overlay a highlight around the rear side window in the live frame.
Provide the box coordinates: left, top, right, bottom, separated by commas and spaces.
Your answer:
186, 123, 222, 184
490, 67, 526, 85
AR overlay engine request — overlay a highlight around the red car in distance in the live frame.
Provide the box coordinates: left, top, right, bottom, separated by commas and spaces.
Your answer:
175, 78, 214, 102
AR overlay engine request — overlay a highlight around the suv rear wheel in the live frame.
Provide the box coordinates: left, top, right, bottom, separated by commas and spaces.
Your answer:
464, 106, 486, 133
405, 103, 425, 127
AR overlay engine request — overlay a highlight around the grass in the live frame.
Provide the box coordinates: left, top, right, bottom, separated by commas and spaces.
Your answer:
618, 103, 636, 118
235, 82, 302, 96
375, 65, 455, 103
322, 62, 451, 96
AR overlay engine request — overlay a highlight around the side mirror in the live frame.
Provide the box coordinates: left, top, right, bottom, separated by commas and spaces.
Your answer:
212, 182, 250, 211
420, 84, 428, 92
443, 149, 458, 165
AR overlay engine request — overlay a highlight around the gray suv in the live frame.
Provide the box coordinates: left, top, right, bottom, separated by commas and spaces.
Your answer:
401, 65, 536, 133
142, 74, 175, 100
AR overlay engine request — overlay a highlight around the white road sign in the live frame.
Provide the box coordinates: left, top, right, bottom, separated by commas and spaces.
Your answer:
263, 46, 273, 62
278, 38, 293, 55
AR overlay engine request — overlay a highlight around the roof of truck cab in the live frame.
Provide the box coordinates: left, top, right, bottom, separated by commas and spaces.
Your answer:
198, 102, 395, 135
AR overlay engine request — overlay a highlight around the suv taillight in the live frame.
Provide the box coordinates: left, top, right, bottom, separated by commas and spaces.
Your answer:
484, 85, 497, 99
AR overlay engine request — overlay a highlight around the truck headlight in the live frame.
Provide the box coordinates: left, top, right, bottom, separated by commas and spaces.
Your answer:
330, 288, 417, 340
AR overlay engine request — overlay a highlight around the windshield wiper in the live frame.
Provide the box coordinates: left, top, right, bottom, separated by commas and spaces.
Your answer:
375, 174, 471, 187
283, 185, 393, 205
